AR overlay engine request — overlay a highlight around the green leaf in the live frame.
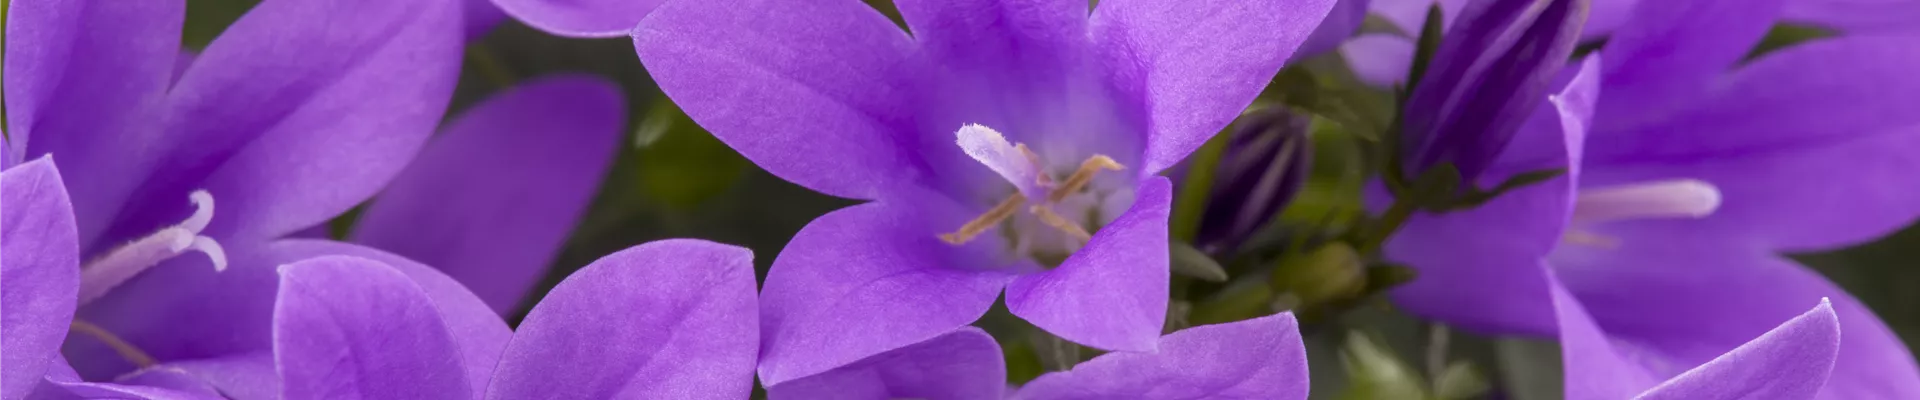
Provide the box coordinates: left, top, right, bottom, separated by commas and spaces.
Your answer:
1433, 362, 1491, 400
1338, 332, 1430, 400
1170, 124, 1233, 242
1404, 4, 1447, 96
1170, 241, 1230, 282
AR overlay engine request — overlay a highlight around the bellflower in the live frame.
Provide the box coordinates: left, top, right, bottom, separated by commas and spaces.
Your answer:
5, 0, 461, 386
265, 239, 758, 399
1382, 0, 1920, 396
1549, 269, 1844, 399
631, 0, 1336, 386
1396, 0, 1586, 182
5, 0, 623, 393
1345, 0, 1920, 87
769, 312, 1311, 400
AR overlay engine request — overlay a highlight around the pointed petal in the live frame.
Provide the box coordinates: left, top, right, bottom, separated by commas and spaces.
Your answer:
1549, 270, 1659, 400
263, 240, 512, 395
1552, 241, 1920, 399
1637, 300, 1840, 400
123, 0, 462, 242
483, 240, 757, 399
154, 353, 279, 400
1580, 37, 1920, 249
1340, 34, 1415, 88
1016, 312, 1310, 400
755, 188, 1016, 386
352, 75, 624, 314
1091, 0, 1338, 174
1007, 177, 1171, 352
3, 0, 181, 247
273, 256, 471, 400
494, 0, 665, 37
632, 0, 929, 200
767, 328, 1006, 400
1785, 0, 1920, 33
1596, 0, 1787, 128
1, 158, 80, 400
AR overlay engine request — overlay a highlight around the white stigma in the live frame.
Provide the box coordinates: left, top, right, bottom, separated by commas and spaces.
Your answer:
956, 124, 1043, 192
77, 190, 228, 305
1571, 179, 1722, 226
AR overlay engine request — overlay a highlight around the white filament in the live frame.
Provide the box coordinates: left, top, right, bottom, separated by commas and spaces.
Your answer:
77, 190, 227, 305
1571, 179, 1722, 226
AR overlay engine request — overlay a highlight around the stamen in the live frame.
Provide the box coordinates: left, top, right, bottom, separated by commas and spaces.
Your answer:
941, 194, 1027, 245
77, 190, 227, 305
70, 320, 157, 368
1047, 155, 1124, 203
1029, 205, 1093, 242
1571, 179, 1721, 225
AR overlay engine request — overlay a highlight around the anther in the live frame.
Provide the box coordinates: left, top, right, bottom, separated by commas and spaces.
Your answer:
941, 194, 1028, 245
1029, 205, 1093, 242
1047, 155, 1124, 203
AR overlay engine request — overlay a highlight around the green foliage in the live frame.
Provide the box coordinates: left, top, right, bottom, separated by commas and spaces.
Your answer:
632, 100, 752, 210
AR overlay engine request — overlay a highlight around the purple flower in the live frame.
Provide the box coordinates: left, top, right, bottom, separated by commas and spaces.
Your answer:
768, 312, 1311, 400
492, 0, 670, 37
4, 0, 622, 392
1382, 1, 1920, 396
268, 239, 759, 399
1397, 0, 1587, 181
630, 0, 1336, 385
1549, 269, 1842, 399
1195, 107, 1315, 255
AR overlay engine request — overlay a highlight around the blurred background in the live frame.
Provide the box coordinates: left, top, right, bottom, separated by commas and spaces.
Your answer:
176, 0, 1920, 398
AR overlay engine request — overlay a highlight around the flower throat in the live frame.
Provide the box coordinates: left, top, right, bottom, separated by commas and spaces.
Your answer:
941, 124, 1126, 265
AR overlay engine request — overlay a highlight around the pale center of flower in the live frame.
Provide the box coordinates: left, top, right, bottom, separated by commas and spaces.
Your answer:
1562, 179, 1721, 247
77, 190, 228, 306
942, 124, 1125, 264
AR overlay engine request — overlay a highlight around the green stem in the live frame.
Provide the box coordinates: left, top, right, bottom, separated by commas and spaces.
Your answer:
1357, 197, 1417, 256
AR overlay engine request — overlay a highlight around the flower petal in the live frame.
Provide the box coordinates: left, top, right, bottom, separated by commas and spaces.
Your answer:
1637, 300, 1840, 400
1785, 0, 1920, 33
1339, 34, 1415, 88
1549, 270, 1659, 400
633, 0, 929, 200
1551, 241, 1920, 399
1006, 177, 1171, 352
263, 240, 512, 395
766, 327, 1006, 400
1015, 312, 1310, 400
1091, 0, 1338, 174
1595, 0, 1788, 129
3, 0, 181, 248
1297, 0, 1371, 58
273, 256, 471, 400
494, 0, 665, 37
1579, 37, 1920, 249
119, 0, 462, 242
352, 75, 624, 314
1, 158, 80, 400
465, 0, 509, 39
153, 353, 279, 400
483, 239, 758, 399
755, 188, 1016, 386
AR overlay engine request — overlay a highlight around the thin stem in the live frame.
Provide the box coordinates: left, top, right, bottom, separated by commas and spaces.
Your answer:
1357, 198, 1417, 255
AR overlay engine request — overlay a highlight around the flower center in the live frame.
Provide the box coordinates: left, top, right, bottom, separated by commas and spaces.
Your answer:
941, 124, 1125, 264
1562, 179, 1721, 247
76, 190, 228, 306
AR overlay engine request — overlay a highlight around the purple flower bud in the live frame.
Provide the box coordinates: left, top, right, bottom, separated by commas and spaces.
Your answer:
1400, 0, 1588, 182
1197, 107, 1314, 254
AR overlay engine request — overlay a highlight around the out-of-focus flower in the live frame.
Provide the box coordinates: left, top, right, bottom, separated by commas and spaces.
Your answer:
1397, 0, 1587, 183
1195, 107, 1315, 255
1550, 269, 1842, 400
1383, 0, 1920, 394
632, 0, 1334, 386
266, 239, 758, 399
768, 312, 1311, 400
